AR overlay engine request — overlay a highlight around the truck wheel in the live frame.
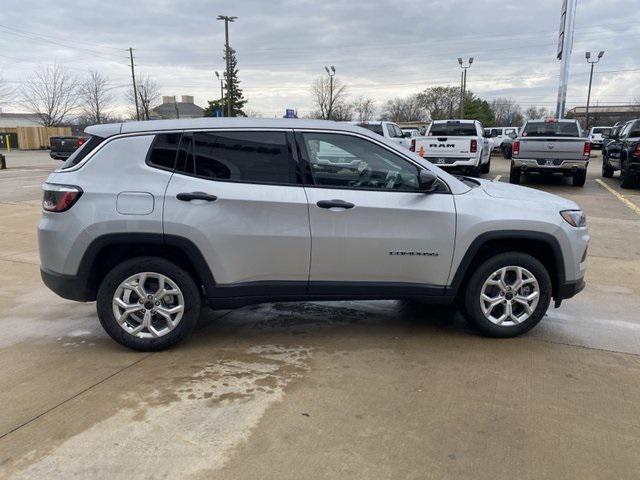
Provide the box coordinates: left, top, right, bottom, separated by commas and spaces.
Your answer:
509, 164, 521, 184
620, 159, 637, 189
462, 252, 551, 337
481, 157, 491, 174
468, 166, 481, 177
602, 158, 614, 178
572, 169, 587, 187
96, 257, 201, 351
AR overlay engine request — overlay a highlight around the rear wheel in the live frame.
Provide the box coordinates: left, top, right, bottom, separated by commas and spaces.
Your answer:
468, 165, 481, 177
572, 168, 587, 187
509, 164, 521, 184
96, 257, 201, 351
602, 156, 614, 178
620, 158, 637, 189
462, 252, 552, 337
481, 157, 491, 174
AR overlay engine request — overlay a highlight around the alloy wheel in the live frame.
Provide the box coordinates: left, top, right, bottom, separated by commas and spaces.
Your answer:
480, 266, 540, 327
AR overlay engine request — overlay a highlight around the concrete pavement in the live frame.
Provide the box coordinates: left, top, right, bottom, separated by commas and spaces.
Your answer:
1, 150, 639, 479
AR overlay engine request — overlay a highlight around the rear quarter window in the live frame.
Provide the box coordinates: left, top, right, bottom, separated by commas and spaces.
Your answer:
60, 135, 105, 169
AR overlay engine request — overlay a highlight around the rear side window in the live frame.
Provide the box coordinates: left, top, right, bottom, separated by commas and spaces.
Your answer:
429, 122, 477, 136
147, 133, 181, 170
522, 121, 579, 137
175, 131, 298, 185
358, 124, 384, 136
60, 135, 104, 169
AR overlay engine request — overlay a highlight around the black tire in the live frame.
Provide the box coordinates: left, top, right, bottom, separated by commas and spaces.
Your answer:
468, 165, 481, 177
602, 157, 614, 178
572, 168, 587, 187
620, 158, 637, 189
461, 252, 552, 338
502, 145, 512, 159
96, 257, 201, 351
509, 164, 521, 184
481, 157, 491, 174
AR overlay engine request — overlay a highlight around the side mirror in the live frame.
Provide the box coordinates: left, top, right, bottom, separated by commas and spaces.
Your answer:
418, 169, 438, 192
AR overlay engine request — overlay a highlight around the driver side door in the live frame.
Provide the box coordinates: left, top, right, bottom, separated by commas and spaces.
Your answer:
296, 131, 456, 295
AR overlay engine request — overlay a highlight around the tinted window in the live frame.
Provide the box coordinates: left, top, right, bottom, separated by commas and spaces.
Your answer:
522, 121, 580, 137
592, 127, 611, 135
175, 131, 297, 185
60, 135, 104, 169
358, 124, 384, 136
429, 122, 477, 136
147, 133, 181, 170
302, 132, 420, 191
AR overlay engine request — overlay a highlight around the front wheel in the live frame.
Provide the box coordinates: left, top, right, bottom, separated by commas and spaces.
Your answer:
620, 159, 637, 189
462, 252, 552, 337
602, 157, 614, 178
509, 164, 521, 184
96, 257, 201, 351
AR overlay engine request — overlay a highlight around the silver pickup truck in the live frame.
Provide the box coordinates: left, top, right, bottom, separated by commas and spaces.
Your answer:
510, 118, 590, 186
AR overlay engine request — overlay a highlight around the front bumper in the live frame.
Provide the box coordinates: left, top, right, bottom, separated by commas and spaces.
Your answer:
513, 158, 588, 172
557, 277, 585, 300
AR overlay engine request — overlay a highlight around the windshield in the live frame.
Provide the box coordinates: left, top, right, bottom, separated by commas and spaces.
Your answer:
592, 127, 611, 135
522, 121, 580, 137
358, 124, 384, 136
429, 122, 477, 136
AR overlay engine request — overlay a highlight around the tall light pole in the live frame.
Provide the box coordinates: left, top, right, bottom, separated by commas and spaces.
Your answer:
324, 65, 335, 120
457, 57, 473, 119
584, 50, 605, 131
217, 15, 237, 117
555, 0, 577, 118
215, 71, 224, 117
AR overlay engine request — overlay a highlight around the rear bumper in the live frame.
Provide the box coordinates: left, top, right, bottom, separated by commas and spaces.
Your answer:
513, 158, 588, 172
40, 268, 94, 302
423, 157, 480, 168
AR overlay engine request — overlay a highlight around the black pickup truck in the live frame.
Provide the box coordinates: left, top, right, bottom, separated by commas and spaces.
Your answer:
49, 136, 86, 160
602, 118, 640, 188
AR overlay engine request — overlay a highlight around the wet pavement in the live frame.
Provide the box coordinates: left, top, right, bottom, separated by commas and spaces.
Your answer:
1, 150, 639, 479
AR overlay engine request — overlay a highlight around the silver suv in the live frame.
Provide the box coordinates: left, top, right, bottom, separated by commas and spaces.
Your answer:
38, 119, 589, 351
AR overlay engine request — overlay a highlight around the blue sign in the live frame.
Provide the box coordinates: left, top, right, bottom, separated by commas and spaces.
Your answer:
285, 109, 296, 118
214, 109, 222, 118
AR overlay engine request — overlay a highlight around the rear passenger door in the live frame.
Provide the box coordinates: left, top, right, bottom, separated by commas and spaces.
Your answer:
163, 130, 311, 294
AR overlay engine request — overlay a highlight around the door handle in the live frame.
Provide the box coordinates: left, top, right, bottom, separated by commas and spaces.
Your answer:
176, 192, 218, 202
316, 199, 355, 209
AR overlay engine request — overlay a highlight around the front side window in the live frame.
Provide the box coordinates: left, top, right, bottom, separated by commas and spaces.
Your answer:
174, 131, 298, 185
302, 132, 420, 191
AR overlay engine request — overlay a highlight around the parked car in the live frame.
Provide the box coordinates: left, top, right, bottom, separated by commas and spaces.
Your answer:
411, 119, 491, 176
351, 121, 412, 149
500, 132, 518, 159
484, 127, 520, 155
401, 128, 419, 138
601, 118, 640, 188
602, 121, 629, 176
510, 118, 589, 186
49, 136, 87, 160
587, 126, 612, 149
39, 118, 588, 351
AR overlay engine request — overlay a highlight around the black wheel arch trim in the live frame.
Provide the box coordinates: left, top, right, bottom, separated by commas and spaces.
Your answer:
446, 230, 567, 299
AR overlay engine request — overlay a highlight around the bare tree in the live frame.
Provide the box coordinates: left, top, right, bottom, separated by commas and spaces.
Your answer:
490, 97, 523, 126
524, 106, 549, 120
309, 76, 348, 120
0, 75, 14, 109
352, 96, 376, 122
416, 86, 460, 120
79, 70, 115, 124
380, 95, 427, 122
126, 75, 160, 120
21, 64, 79, 126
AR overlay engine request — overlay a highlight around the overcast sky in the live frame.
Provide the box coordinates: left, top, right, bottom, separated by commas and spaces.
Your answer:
1, 0, 639, 118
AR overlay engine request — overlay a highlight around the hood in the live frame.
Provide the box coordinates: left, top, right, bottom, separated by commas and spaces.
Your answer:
477, 178, 579, 209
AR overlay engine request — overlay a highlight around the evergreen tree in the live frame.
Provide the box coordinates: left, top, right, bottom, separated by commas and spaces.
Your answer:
205, 47, 246, 117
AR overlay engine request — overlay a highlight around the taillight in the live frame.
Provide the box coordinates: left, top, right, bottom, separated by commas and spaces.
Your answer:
76, 138, 86, 147
633, 144, 640, 157
583, 142, 591, 157
42, 184, 83, 212
470, 139, 477, 153
410, 139, 416, 152
512, 140, 520, 157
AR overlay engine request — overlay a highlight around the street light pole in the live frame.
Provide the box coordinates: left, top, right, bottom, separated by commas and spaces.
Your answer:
324, 65, 336, 120
584, 50, 605, 131
215, 71, 224, 117
217, 15, 237, 117
457, 57, 473, 119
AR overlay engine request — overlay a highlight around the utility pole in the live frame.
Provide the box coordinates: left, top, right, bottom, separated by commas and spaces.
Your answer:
584, 50, 605, 131
129, 47, 140, 121
555, 0, 577, 118
324, 65, 335, 120
217, 15, 237, 117
457, 57, 473, 119
215, 71, 224, 116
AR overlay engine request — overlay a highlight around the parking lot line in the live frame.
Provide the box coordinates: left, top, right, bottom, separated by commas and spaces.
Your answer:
493, 174, 502, 182
595, 179, 640, 216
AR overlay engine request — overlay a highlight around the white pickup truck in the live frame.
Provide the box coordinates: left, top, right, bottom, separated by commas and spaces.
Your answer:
352, 121, 413, 150
410, 119, 491, 176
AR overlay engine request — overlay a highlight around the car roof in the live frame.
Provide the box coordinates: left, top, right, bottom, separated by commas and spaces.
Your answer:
431, 119, 475, 123
85, 118, 380, 138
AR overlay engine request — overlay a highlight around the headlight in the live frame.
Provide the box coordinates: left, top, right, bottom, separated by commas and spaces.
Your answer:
560, 210, 587, 227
